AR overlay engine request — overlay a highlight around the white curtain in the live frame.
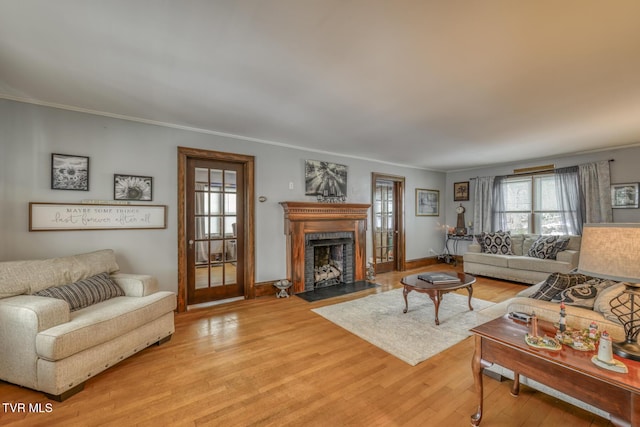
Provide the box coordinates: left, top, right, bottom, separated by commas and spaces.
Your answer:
472, 176, 495, 233
579, 160, 613, 224
555, 166, 582, 235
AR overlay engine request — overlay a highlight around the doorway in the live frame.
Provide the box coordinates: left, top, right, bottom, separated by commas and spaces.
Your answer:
177, 147, 254, 312
371, 173, 405, 273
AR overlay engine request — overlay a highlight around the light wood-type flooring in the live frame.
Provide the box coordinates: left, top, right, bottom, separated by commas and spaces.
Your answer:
0, 264, 613, 426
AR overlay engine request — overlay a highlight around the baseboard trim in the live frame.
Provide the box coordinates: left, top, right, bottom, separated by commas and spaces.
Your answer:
405, 256, 440, 270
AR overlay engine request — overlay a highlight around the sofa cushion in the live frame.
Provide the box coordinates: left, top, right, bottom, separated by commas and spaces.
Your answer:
27, 249, 120, 294
550, 279, 614, 309
527, 235, 567, 259
33, 272, 124, 312
593, 282, 626, 324
35, 291, 176, 361
481, 231, 514, 255
509, 234, 525, 256
0, 259, 74, 299
529, 272, 593, 301
463, 252, 511, 268
507, 256, 572, 274
522, 235, 540, 256
506, 296, 625, 341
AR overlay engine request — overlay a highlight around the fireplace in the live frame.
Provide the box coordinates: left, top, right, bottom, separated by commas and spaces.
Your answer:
280, 201, 370, 294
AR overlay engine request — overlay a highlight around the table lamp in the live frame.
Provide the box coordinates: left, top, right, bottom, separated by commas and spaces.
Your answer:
577, 224, 640, 361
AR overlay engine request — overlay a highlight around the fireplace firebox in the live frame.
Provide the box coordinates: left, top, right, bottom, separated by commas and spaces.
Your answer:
305, 233, 354, 291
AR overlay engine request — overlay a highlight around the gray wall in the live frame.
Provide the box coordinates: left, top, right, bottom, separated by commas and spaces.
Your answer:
0, 99, 445, 292
444, 146, 640, 255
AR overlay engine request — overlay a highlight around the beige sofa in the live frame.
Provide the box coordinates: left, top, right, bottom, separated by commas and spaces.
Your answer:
0, 249, 176, 400
463, 234, 581, 284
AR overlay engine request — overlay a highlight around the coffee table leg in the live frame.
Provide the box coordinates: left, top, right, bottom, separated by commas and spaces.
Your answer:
403, 286, 410, 314
432, 291, 441, 325
471, 335, 483, 426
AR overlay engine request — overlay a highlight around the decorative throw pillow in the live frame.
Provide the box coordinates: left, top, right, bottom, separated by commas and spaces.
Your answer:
33, 272, 124, 311
548, 237, 570, 259
530, 272, 593, 301
527, 235, 562, 259
550, 278, 612, 309
481, 231, 513, 255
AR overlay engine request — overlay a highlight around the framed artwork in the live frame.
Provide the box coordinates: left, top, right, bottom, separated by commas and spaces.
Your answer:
611, 183, 639, 208
30, 202, 167, 231
304, 160, 348, 197
454, 181, 470, 201
114, 174, 153, 201
51, 153, 89, 191
416, 188, 439, 216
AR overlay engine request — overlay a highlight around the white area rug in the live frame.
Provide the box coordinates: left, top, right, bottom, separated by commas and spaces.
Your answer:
312, 288, 497, 366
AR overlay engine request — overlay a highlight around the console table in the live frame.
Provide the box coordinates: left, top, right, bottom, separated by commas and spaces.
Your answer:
439, 234, 473, 266
470, 315, 640, 426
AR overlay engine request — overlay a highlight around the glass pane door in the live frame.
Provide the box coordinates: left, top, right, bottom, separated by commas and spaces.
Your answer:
188, 159, 243, 304
374, 179, 396, 273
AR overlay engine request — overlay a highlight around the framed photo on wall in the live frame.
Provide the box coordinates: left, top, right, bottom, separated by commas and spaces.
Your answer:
611, 182, 639, 208
454, 181, 470, 201
416, 188, 439, 216
304, 159, 348, 197
51, 153, 89, 191
114, 174, 153, 201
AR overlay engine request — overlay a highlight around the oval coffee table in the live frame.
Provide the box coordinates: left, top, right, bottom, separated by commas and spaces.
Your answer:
401, 271, 476, 325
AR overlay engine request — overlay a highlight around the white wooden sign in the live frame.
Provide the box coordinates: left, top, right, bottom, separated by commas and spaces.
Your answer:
29, 203, 167, 231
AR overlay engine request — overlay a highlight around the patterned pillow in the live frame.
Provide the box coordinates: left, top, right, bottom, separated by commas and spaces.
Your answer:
527, 235, 562, 259
481, 231, 513, 255
548, 237, 570, 259
530, 272, 593, 301
33, 272, 124, 311
551, 278, 614, 309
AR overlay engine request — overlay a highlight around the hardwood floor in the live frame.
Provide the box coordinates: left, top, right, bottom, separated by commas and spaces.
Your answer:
0, 265, 613, 426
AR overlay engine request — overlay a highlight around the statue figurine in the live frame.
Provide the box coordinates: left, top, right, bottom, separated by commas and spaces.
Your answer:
598, 331, 613, 363
530, 312, 538, 337
559, 302, 567, 333
589, 321, 598, 340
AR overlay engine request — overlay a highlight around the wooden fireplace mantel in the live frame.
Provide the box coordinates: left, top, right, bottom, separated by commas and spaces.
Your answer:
280, 201, 371, 293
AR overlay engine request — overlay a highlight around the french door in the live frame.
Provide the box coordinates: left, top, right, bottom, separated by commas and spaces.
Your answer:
178, 147, 255, 312
372, 173, 405, 273
187, 158, 244, 304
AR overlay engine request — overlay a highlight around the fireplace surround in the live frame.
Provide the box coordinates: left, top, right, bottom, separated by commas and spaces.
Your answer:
280, 201, 370, 294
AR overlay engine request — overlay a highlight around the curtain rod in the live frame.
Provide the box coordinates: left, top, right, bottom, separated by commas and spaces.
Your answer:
468, 159, 614, 180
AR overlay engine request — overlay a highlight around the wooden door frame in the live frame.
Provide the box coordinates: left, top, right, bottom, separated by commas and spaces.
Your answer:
177, 146, 255, 312
371, 173, 406, 272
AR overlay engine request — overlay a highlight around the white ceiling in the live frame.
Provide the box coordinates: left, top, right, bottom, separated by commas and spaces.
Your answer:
2, 1, 640, 171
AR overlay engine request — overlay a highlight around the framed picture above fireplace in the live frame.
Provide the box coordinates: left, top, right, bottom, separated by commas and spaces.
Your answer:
304, 160, 348, 198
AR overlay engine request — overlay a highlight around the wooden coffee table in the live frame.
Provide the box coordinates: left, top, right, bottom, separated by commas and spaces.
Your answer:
401, 271, 476, 325
470, 315, 640, 426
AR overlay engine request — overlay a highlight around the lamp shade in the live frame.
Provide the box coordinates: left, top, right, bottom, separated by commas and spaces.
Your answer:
577, 224, 640, 283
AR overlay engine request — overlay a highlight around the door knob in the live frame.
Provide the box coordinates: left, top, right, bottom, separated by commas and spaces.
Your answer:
188, 240, 194, 248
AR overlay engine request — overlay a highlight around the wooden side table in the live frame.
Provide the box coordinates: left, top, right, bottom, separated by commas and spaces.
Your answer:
470, 315, 640, 426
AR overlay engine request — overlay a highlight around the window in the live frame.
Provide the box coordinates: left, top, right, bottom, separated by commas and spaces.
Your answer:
499, 174, 568, 235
